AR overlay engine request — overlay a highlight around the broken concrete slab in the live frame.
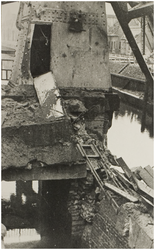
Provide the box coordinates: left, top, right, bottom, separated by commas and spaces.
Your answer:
144, 165, 154, 178
2, 163, 87, 181
2, 119, 84, 170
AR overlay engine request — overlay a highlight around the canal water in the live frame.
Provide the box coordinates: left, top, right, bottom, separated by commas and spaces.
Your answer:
108, 101, 154, 169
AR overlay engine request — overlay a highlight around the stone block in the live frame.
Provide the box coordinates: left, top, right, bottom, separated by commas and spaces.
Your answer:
128, 217, 140, 248
128, 206, 154, 249
135, 228, 153, 249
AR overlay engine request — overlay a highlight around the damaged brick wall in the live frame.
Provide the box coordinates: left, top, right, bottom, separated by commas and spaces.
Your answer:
90, 195, 129, 248
67, 179, 85, 247
67, 171, 129, 249
81, 191, 154, 249
67, 171, 97, 247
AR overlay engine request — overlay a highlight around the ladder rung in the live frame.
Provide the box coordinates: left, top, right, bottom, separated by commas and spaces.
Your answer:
80, 144, 99, 158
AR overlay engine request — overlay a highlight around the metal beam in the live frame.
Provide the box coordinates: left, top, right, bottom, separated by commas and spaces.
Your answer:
128, 2, 154, 21
128, 2, 141, 8
110, 2, 153, 84
142, 16, 146, 55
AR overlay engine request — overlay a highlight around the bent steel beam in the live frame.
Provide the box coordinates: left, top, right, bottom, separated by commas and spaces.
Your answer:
110, 2, 153, 86
128, 2, 154, 22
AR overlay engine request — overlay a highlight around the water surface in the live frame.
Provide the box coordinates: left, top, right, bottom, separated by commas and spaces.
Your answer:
108, 102, 154, 168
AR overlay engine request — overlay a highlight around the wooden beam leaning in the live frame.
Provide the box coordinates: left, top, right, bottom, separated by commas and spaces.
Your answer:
117, 157, 154, 203
136, 166, 153, 189
104, 182, 138, 203
116, 157, 138, 191
144, 165, 154, 178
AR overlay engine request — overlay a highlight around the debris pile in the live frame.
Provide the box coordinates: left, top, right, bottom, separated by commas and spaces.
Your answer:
64, 98, 154, 218
66, 99, 153, 248
80, 192, 96, 223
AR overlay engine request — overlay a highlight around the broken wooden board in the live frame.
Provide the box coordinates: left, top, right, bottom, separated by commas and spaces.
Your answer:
144, 165, 154, 178
130, 166, 142, 180
134, 177, 154, 200
117, 158, 154, 202
111, 168, 132, 189
104, 182, 138, 203
116, 157, 132, 178
116, 157, 138, 190
140, 195, 154, 207
136, 166, 153, 189
34, 72, 64, 120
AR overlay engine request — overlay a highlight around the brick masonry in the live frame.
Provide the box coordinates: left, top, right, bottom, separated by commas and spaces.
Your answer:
90, 196, 129, 248
67, 172, 153, 249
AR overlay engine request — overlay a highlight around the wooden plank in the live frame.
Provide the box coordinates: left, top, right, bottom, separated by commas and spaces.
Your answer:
137, 166, 153, 189
131, 166, 143, 180
140, 195, 154, 207
111, 168, 132, 188
104, 182, 138, 203
117, 157, 132, 178
111, 197, 119, 214
116, 157, 138, 190
135, 177, 154, 199
106, 190, 112, 202
121, 168, 154, 203
144, 165, 154, 178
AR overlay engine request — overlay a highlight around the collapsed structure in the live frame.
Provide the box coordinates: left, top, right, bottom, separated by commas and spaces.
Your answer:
2, 2, 153, 248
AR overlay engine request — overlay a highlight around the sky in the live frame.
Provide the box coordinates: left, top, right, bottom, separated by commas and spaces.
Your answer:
106, 3, 115, 15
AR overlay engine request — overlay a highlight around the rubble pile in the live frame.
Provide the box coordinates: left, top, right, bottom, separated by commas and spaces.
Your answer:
1, 85, 65, 128
64, 97, 153, 219
65, 98, 153, 248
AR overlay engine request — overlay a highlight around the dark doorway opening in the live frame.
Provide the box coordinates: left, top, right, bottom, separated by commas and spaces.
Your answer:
30, 25, 51, 77
40, 180, 72, 248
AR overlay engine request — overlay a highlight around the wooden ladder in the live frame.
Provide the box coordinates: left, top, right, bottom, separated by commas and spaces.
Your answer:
77, 142, 138, 209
